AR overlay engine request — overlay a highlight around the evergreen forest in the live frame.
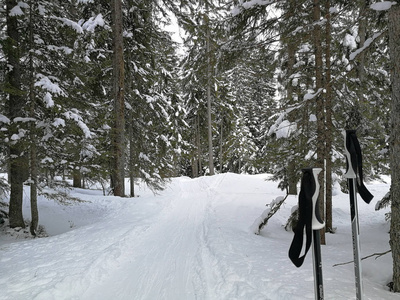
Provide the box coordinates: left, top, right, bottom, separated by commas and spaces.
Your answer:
1, 0, 400, 290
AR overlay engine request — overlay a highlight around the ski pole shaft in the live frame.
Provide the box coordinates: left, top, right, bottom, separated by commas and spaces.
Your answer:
289, 168, 325, 299
311, 168, 324, 300
348, 177, 363, 300
312, 229, 324, 300
344, 130, 368, 300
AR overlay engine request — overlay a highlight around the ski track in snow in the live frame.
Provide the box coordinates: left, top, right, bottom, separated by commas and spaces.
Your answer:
82, 176, 216, 300
81, 174, 271, 300
0, 174, 399, 300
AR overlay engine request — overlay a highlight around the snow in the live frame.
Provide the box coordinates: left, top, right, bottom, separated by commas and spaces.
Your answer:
344, 34, 357, 50
0, 114, 10, 124
0, 174, 397, 300
13, 117, 36, 123
52, 17, 83, 34
275, 120, 296, 139
350, 32, 383, 61
10, 134, 20, 141
77, 0, 94, 4
9, 5, 23, 16
290, 72, 301, 87
81, 14, 105, 33
63, 111, 92, 139
35, 75, 65, 96
370, 1, 397, 11
241, 0, 273, 10
52, 118, 66, 127
231, 0, 274, 16
304, 89, 323, 101
44, 92, 54, 108
329, 7, 338, 14
41, 157, 54, 164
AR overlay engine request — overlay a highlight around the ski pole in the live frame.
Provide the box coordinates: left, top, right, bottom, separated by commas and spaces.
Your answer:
343, 130, 374, 300
311, 168, 325, 300
289, 168, 325, 300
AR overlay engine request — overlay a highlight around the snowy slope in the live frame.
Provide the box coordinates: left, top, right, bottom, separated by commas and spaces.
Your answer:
0, 173, 397, 300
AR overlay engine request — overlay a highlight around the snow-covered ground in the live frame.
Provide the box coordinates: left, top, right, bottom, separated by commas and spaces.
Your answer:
0, 173, 397, 300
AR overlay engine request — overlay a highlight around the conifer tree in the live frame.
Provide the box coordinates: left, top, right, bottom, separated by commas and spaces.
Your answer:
179, 0, 222, 176
388, 1, 400, 292
5, 0, 27, 228
111, 0, 125, 196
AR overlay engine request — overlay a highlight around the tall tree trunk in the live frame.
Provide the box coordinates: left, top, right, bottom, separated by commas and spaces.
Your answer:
191, 134, 198, 178
6, 0, 27, 228
30, 140, 38, 235
287, 162, 297, 195
219, 119, 223, 173
313, 0, 326, 244
197, 115, 202, 176
73, 169, 82, 188
356, 0, 367, 103
324, 0, 333, 233
111, 0, 125, 196
29, 0, 38, 235
129, 121, 135, 197
286, 0, 298, 195
206, 14, 215, 176
388, 3, 400, 292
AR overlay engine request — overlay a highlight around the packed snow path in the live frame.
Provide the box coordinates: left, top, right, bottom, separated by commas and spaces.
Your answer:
82, 175, 278, 300
83, 176, 223, 300
0, 174, 398, 299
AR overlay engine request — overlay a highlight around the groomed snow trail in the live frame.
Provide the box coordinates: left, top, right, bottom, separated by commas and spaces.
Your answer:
81, 174, 285, 300
82, 176, 226, 300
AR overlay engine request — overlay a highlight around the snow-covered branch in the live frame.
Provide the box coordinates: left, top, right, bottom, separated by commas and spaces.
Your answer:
231, 0, 276, 17
349, 32, 384, 61
251, 194, 288, 234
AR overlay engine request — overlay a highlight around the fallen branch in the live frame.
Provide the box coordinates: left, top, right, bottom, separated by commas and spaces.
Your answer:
333, 249, 392, 267
251, 194, 289, 235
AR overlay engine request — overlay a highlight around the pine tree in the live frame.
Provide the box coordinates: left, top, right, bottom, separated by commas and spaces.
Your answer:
1, 0, 103, 227
178, 0, 223, 176
123, 0, 183, 193
110, 0, 125, 196
388, 1, 400, 292
223, 47, 276, 173
267, 0, 315, 193
4, 0, 28, 228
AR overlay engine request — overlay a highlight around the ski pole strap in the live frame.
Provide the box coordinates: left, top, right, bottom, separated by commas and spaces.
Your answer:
344, 130, 373, 204
288, 169, 314, 267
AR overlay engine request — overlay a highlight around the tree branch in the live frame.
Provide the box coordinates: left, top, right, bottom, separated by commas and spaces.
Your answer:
333, 250, 392, 267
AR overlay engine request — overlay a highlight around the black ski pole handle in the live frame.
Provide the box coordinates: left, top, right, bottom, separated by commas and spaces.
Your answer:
311, 168, 325, 230
343, 130, 373, 204
343, 130, 357, 179
289, 167, 324, 267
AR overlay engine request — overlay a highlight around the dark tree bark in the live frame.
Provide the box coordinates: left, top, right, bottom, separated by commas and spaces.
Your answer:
206, 13, 215, 176
286, 0, 298, 195
73, 169, 82, 188
313, 0, 326, 244
388, 3, 400, 292
111, 0, 125, 196
6, 0, 28, 228
324, 0, 333, 233
29, 0, 38, 235
29, 139, 38, 235
128, 120, 135, 197
356, 0, 367, 95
